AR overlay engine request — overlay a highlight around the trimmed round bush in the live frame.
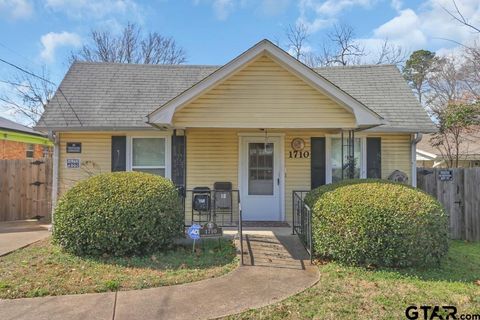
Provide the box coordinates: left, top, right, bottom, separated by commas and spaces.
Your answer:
53, 172, 183, 256
305, 179, 448, 268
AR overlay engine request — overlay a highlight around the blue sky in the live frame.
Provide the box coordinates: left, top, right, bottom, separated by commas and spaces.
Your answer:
1, 0, 479, 124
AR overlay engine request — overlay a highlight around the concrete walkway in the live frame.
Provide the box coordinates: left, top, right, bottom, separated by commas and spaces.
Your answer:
0, 229, 319, 320
0, 220, 51, 256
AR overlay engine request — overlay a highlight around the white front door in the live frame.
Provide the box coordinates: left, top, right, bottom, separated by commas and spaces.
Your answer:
240, 136, 282, 221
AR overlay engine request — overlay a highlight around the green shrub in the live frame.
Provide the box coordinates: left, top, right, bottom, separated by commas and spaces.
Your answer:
306, 179, 448, 268
53, 172, 183, 256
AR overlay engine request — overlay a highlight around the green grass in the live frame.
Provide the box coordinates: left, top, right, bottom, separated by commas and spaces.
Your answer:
0, 237, 237, 299
226, 241, 480, 320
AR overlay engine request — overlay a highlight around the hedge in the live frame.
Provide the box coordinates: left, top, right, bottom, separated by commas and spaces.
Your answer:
53, 172, 184, 256
305, 179, 449, 268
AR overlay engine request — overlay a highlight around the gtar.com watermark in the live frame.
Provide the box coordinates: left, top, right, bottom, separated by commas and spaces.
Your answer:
405, 305, 480, 320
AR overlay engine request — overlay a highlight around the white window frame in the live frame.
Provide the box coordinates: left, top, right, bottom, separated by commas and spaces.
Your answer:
325, 134, 367, 184
126, 134, 171, 179
26, 143, 35, 159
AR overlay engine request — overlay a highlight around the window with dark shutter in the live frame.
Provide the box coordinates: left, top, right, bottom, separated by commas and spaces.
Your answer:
111, 136, 126, 172
366, 137, 381, 178
311, 137, 326, 189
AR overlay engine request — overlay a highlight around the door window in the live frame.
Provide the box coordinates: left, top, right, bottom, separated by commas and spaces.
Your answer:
248, 143, 274, 195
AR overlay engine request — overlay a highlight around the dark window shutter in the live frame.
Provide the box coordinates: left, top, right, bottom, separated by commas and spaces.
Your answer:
311, 137, 326, 189
367, 137, 381, 178
171, 134, 186, 187
111, 136, 126, 172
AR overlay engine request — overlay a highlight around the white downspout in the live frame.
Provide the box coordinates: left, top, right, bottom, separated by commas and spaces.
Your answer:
411, 133, 423, 187
50, 131, 60, 228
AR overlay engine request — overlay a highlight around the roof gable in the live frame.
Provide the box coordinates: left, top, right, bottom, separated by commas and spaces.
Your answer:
172, 54, 357, 128
148, 39, 385, 129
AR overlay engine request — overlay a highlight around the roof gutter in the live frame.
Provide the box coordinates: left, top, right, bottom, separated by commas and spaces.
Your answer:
1, 129, 53, 146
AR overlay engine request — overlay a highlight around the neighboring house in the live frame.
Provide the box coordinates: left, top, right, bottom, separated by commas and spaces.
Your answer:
417, 133, 480, 168
0, 116, 53, 160
36, 40, 435, 225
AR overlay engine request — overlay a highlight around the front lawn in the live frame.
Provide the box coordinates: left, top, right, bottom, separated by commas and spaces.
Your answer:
227, 241, 480, 320
0, 237, 237, 299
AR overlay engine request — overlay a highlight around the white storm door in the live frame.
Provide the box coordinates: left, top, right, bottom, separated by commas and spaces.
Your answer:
240, 137, 281, 221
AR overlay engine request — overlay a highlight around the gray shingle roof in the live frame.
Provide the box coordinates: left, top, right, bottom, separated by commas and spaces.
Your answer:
37, 61, 435, 132
1, 116, 43, 136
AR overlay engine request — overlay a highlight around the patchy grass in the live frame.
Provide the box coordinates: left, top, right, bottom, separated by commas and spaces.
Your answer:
0, 237, 237, 299
226, 241, 480, 320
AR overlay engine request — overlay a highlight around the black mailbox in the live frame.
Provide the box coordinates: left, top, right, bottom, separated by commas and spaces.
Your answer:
192, 187, 211, 212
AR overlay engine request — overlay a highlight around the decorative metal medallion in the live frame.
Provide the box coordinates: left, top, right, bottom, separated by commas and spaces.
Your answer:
291, 138, 305, 151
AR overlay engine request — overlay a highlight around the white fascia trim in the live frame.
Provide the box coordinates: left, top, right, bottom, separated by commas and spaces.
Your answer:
416, 149, 437, 161
148, 40, 385, 127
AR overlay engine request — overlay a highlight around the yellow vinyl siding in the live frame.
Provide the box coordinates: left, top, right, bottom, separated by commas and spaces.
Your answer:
381, 134, 412, 181
173, 55, 356, 129
284, 131, 321, 223
58, 131, 170, 195
58, 132, 111, 194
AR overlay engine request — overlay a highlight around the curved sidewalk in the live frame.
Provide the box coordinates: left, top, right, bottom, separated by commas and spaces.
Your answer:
1, 231, 319, 320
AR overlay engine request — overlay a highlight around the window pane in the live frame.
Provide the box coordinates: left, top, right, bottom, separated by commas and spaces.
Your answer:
132, 138, 165, 167
331, 137, 361, 183
248, 143, 274, 195
132, 168, 165, 176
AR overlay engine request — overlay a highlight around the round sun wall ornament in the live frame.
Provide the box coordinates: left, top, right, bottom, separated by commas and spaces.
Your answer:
291, 138, 305, 151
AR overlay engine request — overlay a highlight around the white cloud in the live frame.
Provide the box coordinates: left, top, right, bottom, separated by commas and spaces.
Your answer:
390, 0, 402, 11
44, 0, 141, 20
363, 0, 480, 55
260, 0, 290, 16
40, 31, 81, 63
212, 0, 235, 20
373, 9, 426, 48
297, 0, 376, 32
0, 0, 33, 20
195, 0, 288, 21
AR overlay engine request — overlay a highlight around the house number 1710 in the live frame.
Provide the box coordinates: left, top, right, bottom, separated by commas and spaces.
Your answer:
289, 150, 310, 159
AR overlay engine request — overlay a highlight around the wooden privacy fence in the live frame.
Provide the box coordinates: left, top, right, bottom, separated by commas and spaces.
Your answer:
417, 167, 480, 242
0, 159, 52, 221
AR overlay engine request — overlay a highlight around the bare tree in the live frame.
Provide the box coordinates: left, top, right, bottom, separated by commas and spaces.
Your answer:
430, 103, 480, 168
71, 22, 187, 64
0, 67, 54, 126
462, 43, 480, 99
320, 24, 365, 66
285, 23, 310, 61
427, 55, 469, 110
442, 0, 480, 34
375, 39, 408, 65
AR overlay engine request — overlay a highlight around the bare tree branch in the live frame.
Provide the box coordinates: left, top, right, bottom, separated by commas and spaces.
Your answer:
285, 23, 310, 61
375, 39, 408, 65
0, 67, 54, 126
442, 0, 480, 34
71, 22, 187, 65
320, 24, 365, 66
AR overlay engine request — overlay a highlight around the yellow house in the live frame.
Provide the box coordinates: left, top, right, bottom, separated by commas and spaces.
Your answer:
36, 40, 435, 226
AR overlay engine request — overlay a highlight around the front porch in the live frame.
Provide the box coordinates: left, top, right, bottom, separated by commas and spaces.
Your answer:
178, 128, 365, 228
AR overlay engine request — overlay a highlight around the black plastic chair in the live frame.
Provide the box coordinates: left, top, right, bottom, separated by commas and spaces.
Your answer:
213, 182, 233, 225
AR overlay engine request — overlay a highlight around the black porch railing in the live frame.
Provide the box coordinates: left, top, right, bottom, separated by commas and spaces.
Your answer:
292, 190, 313, 264
181, 189, 241, 227
179, 188, 244, 265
